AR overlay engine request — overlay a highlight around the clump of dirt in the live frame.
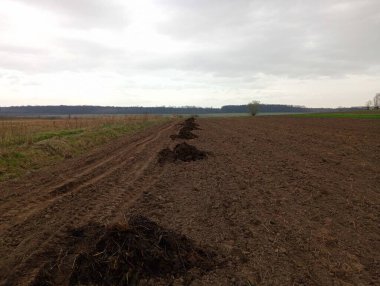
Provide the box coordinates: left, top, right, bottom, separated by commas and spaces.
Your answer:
171, 126, 198, 140
173, 142, 207, 162
179, 126, 198, 139
28, 216, 216, 286
69, 215, 216, 285
158, 142, 207, 164
171, 117, 201, 140
31, 262, 55, 286
182, 117, 201, 130
29, 223, 105, 286
158, 148, 176, 164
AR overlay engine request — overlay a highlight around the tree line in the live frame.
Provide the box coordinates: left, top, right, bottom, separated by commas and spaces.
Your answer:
0, 104, 366, 116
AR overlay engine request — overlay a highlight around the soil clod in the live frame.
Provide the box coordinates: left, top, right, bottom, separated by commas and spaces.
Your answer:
158, 142, 207, 164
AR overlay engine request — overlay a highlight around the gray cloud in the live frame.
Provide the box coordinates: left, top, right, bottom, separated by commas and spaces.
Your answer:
1, 0, 379, 108
14, 0, 129, 29
3, 0, 380, 78
54, 38, 126, 68
155, 0, 380, 77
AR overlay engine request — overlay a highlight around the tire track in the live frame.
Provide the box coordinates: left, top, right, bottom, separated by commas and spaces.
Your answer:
0, 122, 176, 233
0, 122, 174, 207
0, 121, 177, 285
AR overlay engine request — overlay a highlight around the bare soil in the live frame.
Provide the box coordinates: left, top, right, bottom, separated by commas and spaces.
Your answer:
0, 117, 379, 285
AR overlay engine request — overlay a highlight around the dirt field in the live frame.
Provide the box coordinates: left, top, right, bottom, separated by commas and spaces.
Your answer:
0, 117, 379, 285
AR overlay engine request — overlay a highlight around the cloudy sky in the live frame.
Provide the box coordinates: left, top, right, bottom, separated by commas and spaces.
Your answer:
0, 0, 379, 107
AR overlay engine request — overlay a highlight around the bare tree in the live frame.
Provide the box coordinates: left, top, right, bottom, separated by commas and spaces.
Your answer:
247, 100, 260, 116
374, 93, 380, 109
366, 100, 372, 110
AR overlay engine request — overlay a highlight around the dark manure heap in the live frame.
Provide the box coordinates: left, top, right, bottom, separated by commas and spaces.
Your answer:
175, 126, 198, 140
158, 142, 207, 164
32, 216, 216, 286
70, 215, 215, 285
171, 117, 200, 140
157, 147, 176, 164
173, 142, 207, 162
182, 117, 201, 130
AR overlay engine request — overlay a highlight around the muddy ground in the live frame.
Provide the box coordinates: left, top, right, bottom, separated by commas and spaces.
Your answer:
0, 117, 379, 285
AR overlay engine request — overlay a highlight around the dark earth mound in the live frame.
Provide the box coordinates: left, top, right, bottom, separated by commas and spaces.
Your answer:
173, 142, 207, 162
31, 216, 216, 286
70, 215, 215, 285
31, 262, 55, 286
171, 117, 201, 140
184, 117, 196, 124
157, 147, 176, 164
171, 126, 198, 140
181, 117, 201, 130
158, 142, 207, 164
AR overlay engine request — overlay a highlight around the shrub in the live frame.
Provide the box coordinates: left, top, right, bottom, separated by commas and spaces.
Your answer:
247, 100, 260, 116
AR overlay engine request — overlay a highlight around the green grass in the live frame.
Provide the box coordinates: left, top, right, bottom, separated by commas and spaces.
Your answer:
292, 112, 380, 119
35, 129, 85, 141
0, 118, 170, 182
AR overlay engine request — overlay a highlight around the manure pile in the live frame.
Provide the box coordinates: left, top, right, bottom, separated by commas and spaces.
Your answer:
170, 117, 200, 140
159, 117, 208, 164
31, 216, 217, 286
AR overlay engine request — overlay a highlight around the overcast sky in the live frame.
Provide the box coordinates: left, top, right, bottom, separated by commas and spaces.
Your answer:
0, 0, 379, 107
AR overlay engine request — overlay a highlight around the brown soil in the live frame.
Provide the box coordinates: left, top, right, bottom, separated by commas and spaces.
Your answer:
1, 117, 379, 286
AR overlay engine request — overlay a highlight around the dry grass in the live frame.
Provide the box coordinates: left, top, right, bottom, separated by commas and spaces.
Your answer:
0, 115, 155, 147
0, 115, 169, 181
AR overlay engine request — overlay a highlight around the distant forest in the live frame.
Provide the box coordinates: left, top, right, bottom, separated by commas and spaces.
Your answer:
0, 104, 364, 116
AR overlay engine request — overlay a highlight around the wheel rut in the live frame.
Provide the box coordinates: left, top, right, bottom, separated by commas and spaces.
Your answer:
0, 121, 177, 285
0, 122, 175, 233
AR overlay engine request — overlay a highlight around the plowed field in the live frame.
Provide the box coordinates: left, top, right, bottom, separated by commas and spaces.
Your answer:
0, 117, 379, 285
